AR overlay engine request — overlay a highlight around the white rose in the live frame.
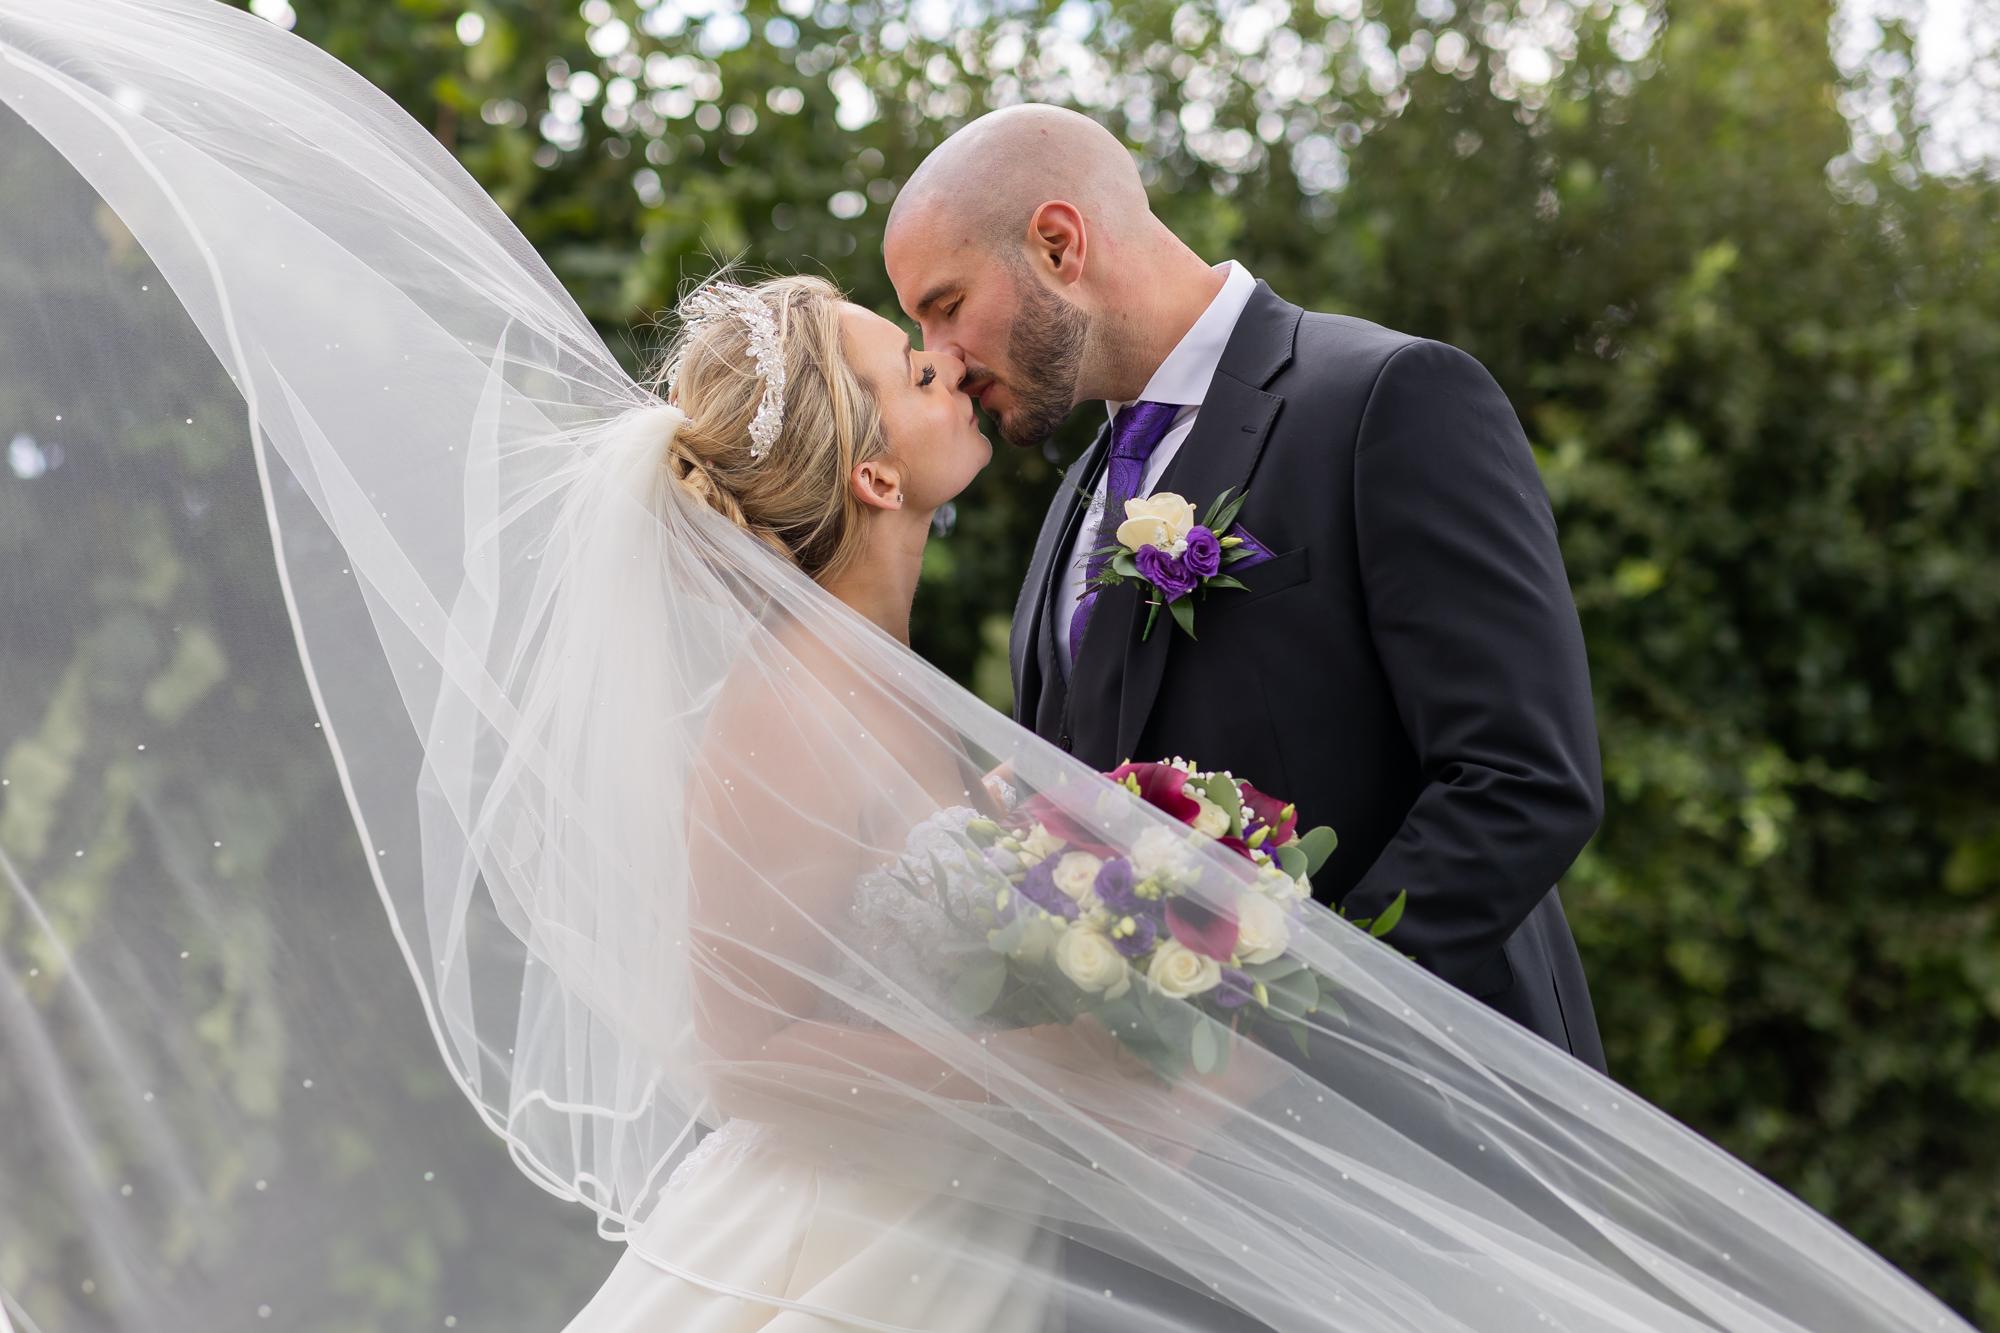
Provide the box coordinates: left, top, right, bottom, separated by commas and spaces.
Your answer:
1256, 862, 1305, 903
1009, 914, 1058, 965
1190, 795, 1231, 840
1115, 512, 1171, 552
1123, 492, 1197, 546
1055, 925, 1131, 1000
1147, 939, 1223, 998
1234, 891, 1292, 965
1019, 823, 1062, 864
1051, 851, 1104, 905
1131, 825, 1193, 882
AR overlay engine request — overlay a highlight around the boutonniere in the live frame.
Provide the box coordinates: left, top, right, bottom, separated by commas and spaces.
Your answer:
1088, 488, 1271, 640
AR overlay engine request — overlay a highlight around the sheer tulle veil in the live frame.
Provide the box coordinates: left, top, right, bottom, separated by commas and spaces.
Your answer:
0, 3, 1974, 1331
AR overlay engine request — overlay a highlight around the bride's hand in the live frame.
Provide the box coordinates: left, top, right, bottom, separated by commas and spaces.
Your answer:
979, 760, 1018, 812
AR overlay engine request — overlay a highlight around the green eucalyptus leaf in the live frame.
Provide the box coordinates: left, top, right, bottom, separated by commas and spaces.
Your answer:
1295, 825, 1339, 876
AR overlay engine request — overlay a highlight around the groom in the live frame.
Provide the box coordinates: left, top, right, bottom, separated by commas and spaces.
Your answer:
887, 105, 1605, 1074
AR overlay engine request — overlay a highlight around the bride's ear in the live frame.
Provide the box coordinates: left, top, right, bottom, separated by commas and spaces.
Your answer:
851, 456, 905, 512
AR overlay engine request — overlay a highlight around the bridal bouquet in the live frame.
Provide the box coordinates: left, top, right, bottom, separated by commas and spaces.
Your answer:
946, 760, 1405, 1080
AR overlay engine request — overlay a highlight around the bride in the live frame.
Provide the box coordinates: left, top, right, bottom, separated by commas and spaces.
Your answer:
556, 276, 1074, 1331
0, 3, 1976, 1331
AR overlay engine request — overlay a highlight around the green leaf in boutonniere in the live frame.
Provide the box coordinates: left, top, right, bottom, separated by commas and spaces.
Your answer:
1204, 574, 1249, 593
1111, 551, 1140, 579
1201, 486, 1237, 528
1167, 596, 1197, 640
1208, 489, 1249, 536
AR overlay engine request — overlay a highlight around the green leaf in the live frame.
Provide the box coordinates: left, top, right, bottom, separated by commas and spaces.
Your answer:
1195, 773, 1243, 833
1111, 551, 1140, 579
1262, 965, 1319, 1020
1200, 486, 1237, 528
1167, 596, 1197, 639
950, 956, 1008, 1018
1368, 890, 1408, 939
1210, 491, 1249, 535
1204, 574, 1249, 592
1295, 825, 1339, 876
1242, 955, 1308, 982
1275, 841, 1307, 880
1190, 1020, 1220, 1075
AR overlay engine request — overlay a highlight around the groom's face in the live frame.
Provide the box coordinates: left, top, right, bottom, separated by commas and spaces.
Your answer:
886, 236, 1087, 450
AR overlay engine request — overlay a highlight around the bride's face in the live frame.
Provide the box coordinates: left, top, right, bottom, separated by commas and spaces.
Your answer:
839, 303, 991, 512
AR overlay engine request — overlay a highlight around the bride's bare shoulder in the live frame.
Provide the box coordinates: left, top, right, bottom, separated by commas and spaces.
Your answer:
701, 617, 872, 764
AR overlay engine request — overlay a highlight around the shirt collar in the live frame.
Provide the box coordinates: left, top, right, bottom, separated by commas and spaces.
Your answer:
1106, 260, 1257, 420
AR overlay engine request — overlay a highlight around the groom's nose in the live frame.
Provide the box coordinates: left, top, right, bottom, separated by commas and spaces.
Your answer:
929, 349, 968, 389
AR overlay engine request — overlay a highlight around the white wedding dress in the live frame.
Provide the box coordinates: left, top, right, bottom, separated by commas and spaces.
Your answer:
562, 810, 1059, 1333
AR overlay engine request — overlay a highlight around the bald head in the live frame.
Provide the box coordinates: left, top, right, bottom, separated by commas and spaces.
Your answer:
884, 104, 1222, 445
887, 105, 1150, 253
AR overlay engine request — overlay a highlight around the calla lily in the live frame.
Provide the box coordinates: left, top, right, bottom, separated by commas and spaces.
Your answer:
1239, 781, 1300, 845
1165, 895, 1239, 961
1107, 761, 1204, 825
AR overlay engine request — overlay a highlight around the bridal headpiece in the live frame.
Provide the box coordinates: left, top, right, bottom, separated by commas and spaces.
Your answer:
667, 282, 787, 459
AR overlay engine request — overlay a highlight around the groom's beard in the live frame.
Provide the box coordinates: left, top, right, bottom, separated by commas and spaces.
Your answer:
997, 274, 1087, 449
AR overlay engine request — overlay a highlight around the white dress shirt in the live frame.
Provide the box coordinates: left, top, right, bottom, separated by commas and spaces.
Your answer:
1055, 260, 1258, 676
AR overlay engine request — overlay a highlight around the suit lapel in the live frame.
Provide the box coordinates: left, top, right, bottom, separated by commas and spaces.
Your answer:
1092, 282, 1305, 762
1011, 424, 1109, 727
1109, 374, 1282, 760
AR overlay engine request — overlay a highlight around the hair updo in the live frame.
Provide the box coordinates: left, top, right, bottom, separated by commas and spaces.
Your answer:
651, 275, 889, 584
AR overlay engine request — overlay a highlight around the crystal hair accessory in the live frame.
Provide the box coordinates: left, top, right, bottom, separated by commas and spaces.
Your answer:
668, 282, 787, 459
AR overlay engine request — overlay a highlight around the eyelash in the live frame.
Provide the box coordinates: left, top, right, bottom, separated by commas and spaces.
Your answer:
918, 365, 936, 388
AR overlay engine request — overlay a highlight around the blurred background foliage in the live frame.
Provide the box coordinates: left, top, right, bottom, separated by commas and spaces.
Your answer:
4, 0, 1997, 1325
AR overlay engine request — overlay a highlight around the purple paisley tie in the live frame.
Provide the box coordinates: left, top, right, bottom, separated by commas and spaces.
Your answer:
1066, 399, 1182, 669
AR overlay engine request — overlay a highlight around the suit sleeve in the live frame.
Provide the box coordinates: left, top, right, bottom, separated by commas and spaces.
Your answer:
1346, 339, 1602, 993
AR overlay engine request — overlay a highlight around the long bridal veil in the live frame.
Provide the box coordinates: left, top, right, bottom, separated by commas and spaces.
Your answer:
0, 4, 1974, 1332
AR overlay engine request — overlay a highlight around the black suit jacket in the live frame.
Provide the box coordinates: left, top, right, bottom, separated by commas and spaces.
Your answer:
1010, 282, 1606, 1071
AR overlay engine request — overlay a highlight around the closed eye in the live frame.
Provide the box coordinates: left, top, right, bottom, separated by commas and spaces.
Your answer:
917, 364, 937, 388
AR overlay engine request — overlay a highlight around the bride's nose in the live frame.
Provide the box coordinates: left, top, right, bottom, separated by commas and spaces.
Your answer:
930, 349, 968, 392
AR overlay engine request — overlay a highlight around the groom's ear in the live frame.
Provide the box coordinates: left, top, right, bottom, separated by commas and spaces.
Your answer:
1027, 201, 1086, 286
850, 457, 904, 513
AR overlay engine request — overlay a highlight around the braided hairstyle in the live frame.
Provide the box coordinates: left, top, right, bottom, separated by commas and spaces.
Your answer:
652, 275, 890, 584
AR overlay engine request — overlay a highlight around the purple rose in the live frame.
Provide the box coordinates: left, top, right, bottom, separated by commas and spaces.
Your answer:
1111, 913, 1158, 958
1093, 857, 1141, 913
1215, 967, 1256, 1009
1017, 856, 1079, 920
1134, 545, 1197, 601
1182, 525, 1221, 579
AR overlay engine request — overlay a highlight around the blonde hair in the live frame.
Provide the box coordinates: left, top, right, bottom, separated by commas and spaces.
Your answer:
651, 274, 888, 584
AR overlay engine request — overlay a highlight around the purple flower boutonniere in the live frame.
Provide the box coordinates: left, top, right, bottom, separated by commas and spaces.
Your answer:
1089, 487, 1271, 640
